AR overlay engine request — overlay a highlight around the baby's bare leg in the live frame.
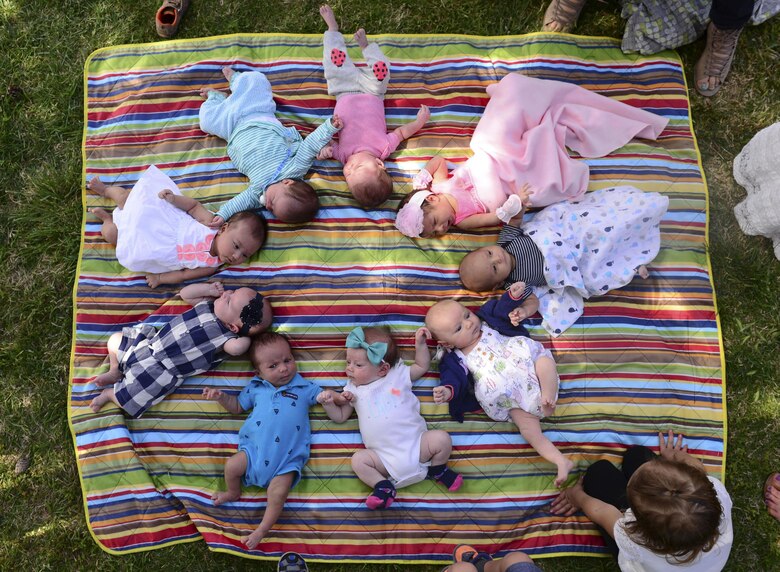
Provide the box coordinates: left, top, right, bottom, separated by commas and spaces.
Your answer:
221, 66, 234, 82
419, 429, 453, 465
212, 451, 247, 506
93, 332, 123, 386
88, 177, 130, 208
319, 4, 339, 31
89, 387, 119, 413
351, 448, 389, 487
244, 472, 295, 550
535, 355, 559, 417
510, 408, 573, 488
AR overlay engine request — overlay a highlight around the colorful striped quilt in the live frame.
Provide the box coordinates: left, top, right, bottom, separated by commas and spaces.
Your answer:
69, 33, 725, 565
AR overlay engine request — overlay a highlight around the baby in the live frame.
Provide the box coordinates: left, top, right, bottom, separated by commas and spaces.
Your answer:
425, 286, 573, 487
199, 67, 342, 224
89, 281, 272, 418
459, 185, 669, 336
320, 326, 462, 509
318, 5, 430, 208
203, 332, 345, 549
88, 165, 266, 288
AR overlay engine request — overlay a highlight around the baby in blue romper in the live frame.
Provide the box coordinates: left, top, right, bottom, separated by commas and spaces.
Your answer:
199, 67, 342, 224
202, 332, 344, 550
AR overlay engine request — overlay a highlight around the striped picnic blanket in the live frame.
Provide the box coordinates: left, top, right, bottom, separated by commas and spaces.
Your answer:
69, 33, 725, 565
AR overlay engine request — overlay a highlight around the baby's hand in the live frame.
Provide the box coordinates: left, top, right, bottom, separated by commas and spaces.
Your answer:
412, 168, 433, 191
515, 182, 534, 207
146, 273, 161, 289
199, 87, 221, 99
341, 390, 355, 403
317, 390, 333, 405
210, 281, 225, 297
208, 214, 224, 229
509, 307, 528, 326
202, 387, 223, 401
432, 385, 452, 404
416, 104, 430, 124
331, 114, 343, 130
414, 326, 431, 347
317, 143, 334, 160
508, 281, 527, 299
158, 189, 175, 202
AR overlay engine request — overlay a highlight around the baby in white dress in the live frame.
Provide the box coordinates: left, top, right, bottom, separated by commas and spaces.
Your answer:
320, 325, 462, 509
426, 284, 573, 487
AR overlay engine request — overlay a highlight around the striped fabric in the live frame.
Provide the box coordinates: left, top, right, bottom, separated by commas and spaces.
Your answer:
69, 34, 725, 565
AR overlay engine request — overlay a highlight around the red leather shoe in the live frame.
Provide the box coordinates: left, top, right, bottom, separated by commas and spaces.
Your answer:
156, 0, 190, 38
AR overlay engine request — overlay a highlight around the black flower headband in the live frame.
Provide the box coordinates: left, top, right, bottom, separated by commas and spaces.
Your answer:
238, 293, 264, 336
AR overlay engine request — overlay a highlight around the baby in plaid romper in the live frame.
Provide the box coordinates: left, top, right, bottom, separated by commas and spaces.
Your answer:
89, 282, 272, 418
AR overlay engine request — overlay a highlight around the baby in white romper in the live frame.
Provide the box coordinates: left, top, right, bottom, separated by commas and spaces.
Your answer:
320, 325, 462, 509
426, 283, 573, 487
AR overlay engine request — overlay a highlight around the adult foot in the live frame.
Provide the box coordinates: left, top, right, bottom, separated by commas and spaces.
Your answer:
211, 491, 240, 506
765, 473, 780, 521
555, 458, 575, 488
92, 367, 121, 387
694, 22, 743, 97
354, 28, 368, 49
320, 5, 339, 32
87, 177, 106, 195
542, 0, 586, 33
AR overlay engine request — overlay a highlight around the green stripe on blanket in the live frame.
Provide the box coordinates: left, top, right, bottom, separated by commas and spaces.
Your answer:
69, 33, 725, 564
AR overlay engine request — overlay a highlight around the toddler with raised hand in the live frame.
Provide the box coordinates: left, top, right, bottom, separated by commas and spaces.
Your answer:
202, 332, 346, 550
199, 66, 342, 224
318, 4, 430, 208
88, 165, 267, 288
320, 326, 462, 509
89, 281, 272, 417
425, 285, 573, 488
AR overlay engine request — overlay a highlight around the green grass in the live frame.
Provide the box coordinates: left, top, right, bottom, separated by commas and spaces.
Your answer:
1, 1, 779, 570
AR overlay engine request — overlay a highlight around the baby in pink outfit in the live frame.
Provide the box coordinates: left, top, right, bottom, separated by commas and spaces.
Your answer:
318, 5, 430, 208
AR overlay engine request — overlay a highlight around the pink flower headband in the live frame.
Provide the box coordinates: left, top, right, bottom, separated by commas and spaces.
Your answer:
395, 190, 432, 238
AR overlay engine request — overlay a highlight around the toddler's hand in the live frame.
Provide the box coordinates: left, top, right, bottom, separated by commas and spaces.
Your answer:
202, 387, 223, 401
416, 104, 430, 124
208, 214, 224, 229
508, 281, 527, 299
414, 326, 431, 347
412, 168, 433, 190
317, 143, 334, 160
158, 189, 175, 202
658, 429, 687, 461
146, 273, 161, 289
432, 385, 452, 404
331, 114, 343, 130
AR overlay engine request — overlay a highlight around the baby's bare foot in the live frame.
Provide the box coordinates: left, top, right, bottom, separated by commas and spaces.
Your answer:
89, 391, 112, 413
319, 5, 338, 31
221, 66, 234, 81
244, 527, 268, 550
354, 28, 368, 48
211, 491, 240, 506
637, 265, 649, 279
88, 177, 106, 195
554, 458, 575, 488
93, 368, 121, 387
89, 207, 112, 222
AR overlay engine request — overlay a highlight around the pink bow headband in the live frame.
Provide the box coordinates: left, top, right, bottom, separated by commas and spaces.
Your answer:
394, 191, 432, 238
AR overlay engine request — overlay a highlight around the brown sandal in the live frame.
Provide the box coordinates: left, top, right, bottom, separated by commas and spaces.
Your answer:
156, 0, 190, 38
694, 21, 743, 97
542, 0, 587, 33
